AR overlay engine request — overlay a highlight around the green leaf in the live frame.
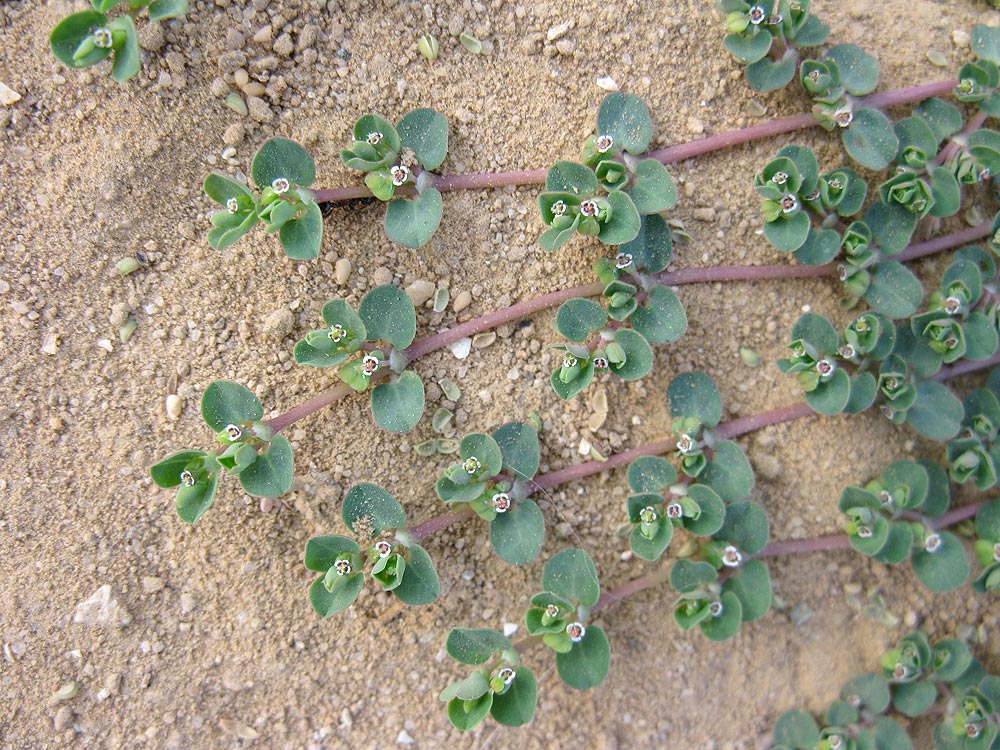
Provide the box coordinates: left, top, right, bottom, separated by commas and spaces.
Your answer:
764, 212, 811, 252
701, 440, 754, 502
610, 328, 653, 381
148, 0, 187, 20
556, 298, 607, 342
342, 482, 406, 537
445, 628, 511, 665
973, 23, 1000, 65
492, 422, 540, 480
714, 501, 769, 555
793, 14, 829, 46
839, 673, 890, 715
683, 483, 726, 537
872, 716, 913, 750
620, 214, 673, 273
359, 286, 417, 350
913, 97, 963, 142
842, 108, 899, 170
151, 450, 207, 488
396, 109, 448, 171
668, 371, 722, 427
597, 93, 653, 154
805, 367, 851, 415
629, 513, 674, 561
891, 679, 937, 717
627, 456, 677, 493
911, 531, 969, 592
844, 372, 878, 414
109, 15, 140, 82
825, 44, 879, 95
204, 173, 254, 206
723, 559, 770, 622
460, 432, 503, 477
864, 200, 917, 256
669, 559, 717, 593
545, 161, 598, 196
207, 212, 257, 251
447, 693, 492, 732
293, 338, 350, 368
385, 188, 443, 248
976, 497, 1000, 540
490, 500, 544, 565
539, 214, 581, 252
251, 137, 316, 190
238, 435, 293, 497
176, 473, 219, 524
700, 590, 742, 641
773, 710, 820, 749
556, 625, 610, 689
550, 359, 594, 400
724, 30, 773, 63
792, 312, 839, 353
309, 574, 363, 617
490, 667, 537, 727
304, 535, 360, 572
905, 381, 962, 440
543, 548, 600, 607
864, 261, 923, 319
51, 11, 113, 69
964, 312, 999, 361
279, 200, 323, 260
793, 228, 840, 265
599, 191, 641, 245
931, 639, 973, 682
201, 380, 263, 431
631, 284, 686, 344
439, 671, 490, 702
353, 114, 401, 155
627, 159, 677, 214
393, 544, 440, 605
927, 166, 961, 218
746, 54, 797, 92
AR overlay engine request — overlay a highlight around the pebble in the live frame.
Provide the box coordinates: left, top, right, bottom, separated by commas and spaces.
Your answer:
953, 29, 971, 48
471, 332, 496, 349
0, 81, 21, 106
54, 706, 73, 731
373, 266, 393, 286
263, 307, 294, 338
260, 497, 274, 513
596, 76, 619, 91
72, 585, 130, 628
225, 93, 249, 116
179, 593, 196, 613
546, 22, 571, 41
247, 96, 273, 123
405, 279, 435, 307
222, 124, 245, 146
448, 338, 472, 360
502, 623, 518, 637
41, 332, 59, 355
253, 26, 273, 46
396, 730, 414, 745
452, 290, 472, 313
141, 576, 164, 594
335, 258, 352, 284
166, 394, 184, 420
273, 33, 295, 57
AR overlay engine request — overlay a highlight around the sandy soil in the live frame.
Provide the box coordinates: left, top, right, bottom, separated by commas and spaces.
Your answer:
2, 0, 999, 747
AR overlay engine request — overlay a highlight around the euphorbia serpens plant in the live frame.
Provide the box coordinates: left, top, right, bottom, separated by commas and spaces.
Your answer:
50, 0, 187, 82
204, 137, 324, 260
340, 109, 449, 247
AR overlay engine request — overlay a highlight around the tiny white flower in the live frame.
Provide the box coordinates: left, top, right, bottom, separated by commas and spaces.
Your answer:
993, 542, 1000, 562
781, 193, 799, 213
924, 533, 942, 553
666, 503, 682, 519
329, 324, 346, 342
879, 490, 893, 507
676, 434, 696, 454
893, 663, 909, 680
361, 354, 380, 377
374, 541, 392, 558
771, 171, 788, 186
967, 723, 983, 739
272, 177, 290, 194
579, 199, 599, 217
566, 622, 586, 642
595, 134, 614, 153
390, 165, 410, 186
492, 493, 511, 513
944, 296, 963, 315
837, 344, 856, 360
226, 197, 239, 214
93, 27, 113, 48
857, 525, 873, 538
366, 132, 383, 146
722, 545, 742, 567
563, 354, 579, 369
180, 470, 196, 487
615, 252, 634, 269
463, 456, 482, 474
550, 200, 568, 217
639, 506, 658, 524
709, 601, 724, 617
225, 424, 243, 441
834, 108, 854, 128
592, 356, 609, 369
816, 358, 836, 379
828, 734, 844, 750
334, 559, 352, 576
748, 5, 766, 24
544, 604, 560, 619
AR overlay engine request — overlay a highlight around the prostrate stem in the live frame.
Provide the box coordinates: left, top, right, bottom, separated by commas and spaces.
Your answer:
266, 222, 989, 434
312, 79, 957, 204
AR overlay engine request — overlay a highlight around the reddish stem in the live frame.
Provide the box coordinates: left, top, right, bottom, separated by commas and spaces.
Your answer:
312, 80, 957, 204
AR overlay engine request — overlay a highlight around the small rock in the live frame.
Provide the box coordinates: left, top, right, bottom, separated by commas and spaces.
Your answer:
502, 622, 518, 637
0, 81, 22, 106
953, 29, 971, 48
472, 332, 496, 349
335, 258, 353, 284
556, 39, 574, 55
596, 76, 619, 91
546, 22, 571, 41
165, 394, 184, 420
141, 577, 164, 595
139, 22, 165, 52
687, 117, 705, 135
222, 123, 245, 146
373, 266, 393, 286
259, 497, 274, 513
405, 279, 435, 306
253, 26, 273, 46
691, 207, 716, 222
340, 708, 354, 729
246, 96, 273, 123
452, 290, 472, 313
263, 307, 294, 339
41, 332, 59, 355
448, 338, 472, 360
179, 593, 196, 614
396, 729, 415, 745
217, 51, 247, 74
73, 585, 130, 628
54, 706, 73, 732
273, 32, 295, 58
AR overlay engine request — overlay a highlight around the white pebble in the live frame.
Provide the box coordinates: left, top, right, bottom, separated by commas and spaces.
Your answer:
166, 394, 184, 420
596, 76, 619, 91
396, 730, 414, 745
335, 258, 352, 284
503, 622, 518, 637
448, 338, 472, 360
